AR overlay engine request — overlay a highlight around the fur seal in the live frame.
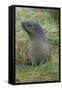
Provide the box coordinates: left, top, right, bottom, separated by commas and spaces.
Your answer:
21, 20, 50, 65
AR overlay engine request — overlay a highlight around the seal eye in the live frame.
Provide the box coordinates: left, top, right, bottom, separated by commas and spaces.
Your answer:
28, 23, 32, 27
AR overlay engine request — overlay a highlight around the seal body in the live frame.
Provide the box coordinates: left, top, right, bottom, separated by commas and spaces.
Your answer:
21, 20, 50, 65
29, 38, 49, 65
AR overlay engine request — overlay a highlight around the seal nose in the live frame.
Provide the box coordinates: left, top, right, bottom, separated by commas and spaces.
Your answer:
21, 21, 26, 28
21, 20, 24, 25
21, 20, 28, 27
